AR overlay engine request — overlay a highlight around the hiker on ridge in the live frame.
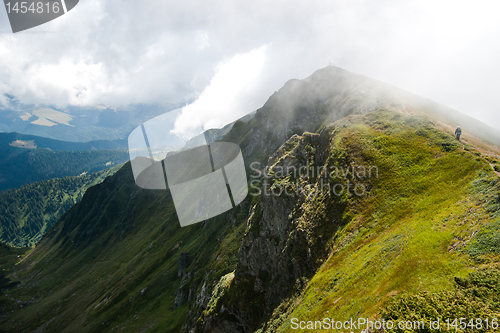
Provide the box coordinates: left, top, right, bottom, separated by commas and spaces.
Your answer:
455, 126, 462, 140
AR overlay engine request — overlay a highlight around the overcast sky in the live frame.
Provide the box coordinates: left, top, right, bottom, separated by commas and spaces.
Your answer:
1, 0, 500, 137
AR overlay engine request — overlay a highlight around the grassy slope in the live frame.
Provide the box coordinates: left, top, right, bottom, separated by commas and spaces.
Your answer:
0, 163, 250, 333
2, 109, 498, 333
0, 164, 122, 247
2, 111, 493, 332
1, 66, 500, 332
253, 111, 500, 332
0, 243, 32, 311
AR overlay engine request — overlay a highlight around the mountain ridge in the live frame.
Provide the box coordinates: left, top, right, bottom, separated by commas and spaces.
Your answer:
1, 66, 500, 332
0, 132, 127, 151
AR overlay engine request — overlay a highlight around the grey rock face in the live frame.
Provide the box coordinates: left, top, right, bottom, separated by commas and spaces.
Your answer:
203, 128, 349, 331
192, 66, 394, 332
174, 272, 192, 308
178, 252, 190, 277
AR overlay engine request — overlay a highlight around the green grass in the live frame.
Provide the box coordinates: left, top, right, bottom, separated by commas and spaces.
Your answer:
240, 110, 499, 332
0, 163, 250, 332
382, 267, 500, 332
2, 109, 500, 332
465, 174, 500, 259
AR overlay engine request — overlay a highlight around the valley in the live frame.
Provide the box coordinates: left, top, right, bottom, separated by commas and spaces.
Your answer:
0, 67, 499, 332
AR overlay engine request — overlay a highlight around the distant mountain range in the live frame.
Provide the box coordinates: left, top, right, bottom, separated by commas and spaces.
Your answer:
0, 132, 129, 192
0, 102, 183, 142
2, 67, 500, 332
0, 132, 127, 151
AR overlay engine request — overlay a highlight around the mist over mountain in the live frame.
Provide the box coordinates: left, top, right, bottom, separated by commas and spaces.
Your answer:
1, 67, 500, 332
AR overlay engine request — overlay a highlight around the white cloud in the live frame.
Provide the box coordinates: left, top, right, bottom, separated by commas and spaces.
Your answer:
171, 45, 267, 139
196, 30, 210, 51
0, 0, 499, 130
22, 58, 107, 105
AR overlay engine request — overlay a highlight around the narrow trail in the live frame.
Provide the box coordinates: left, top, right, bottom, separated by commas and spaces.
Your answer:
460, 138, 500, 177
489, 162, 500, 177
461, 140, 467, 150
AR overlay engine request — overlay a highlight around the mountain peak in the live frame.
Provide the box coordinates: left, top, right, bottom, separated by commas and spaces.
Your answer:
3, 67, 500, 333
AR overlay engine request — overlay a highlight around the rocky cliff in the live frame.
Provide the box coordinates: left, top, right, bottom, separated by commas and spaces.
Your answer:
2, 66, 500, 333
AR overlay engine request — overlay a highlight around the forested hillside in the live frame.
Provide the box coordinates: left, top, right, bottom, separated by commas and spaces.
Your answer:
1, 67, 500, 332
0, 165, 122, 247
0, 144, 128, 191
